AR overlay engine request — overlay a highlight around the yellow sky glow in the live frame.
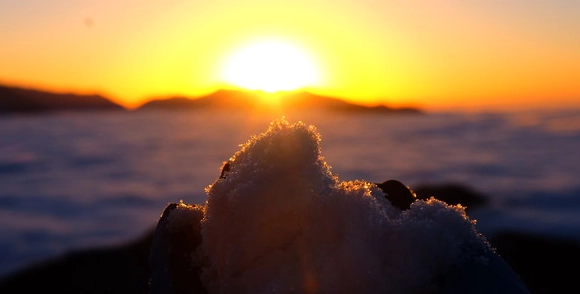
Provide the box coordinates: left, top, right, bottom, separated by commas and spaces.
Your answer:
0, 0, 579, 111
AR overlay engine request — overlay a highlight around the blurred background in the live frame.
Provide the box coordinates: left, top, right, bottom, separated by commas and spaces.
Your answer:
1, 1, 579, 293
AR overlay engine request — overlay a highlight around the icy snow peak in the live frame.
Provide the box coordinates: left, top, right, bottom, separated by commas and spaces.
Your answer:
197, 118, 494, 294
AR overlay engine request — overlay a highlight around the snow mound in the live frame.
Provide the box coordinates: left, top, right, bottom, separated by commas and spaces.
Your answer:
196, 118, 503, 293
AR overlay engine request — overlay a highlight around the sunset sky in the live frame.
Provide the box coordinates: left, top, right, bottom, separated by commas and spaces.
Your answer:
1, 0, 579, 111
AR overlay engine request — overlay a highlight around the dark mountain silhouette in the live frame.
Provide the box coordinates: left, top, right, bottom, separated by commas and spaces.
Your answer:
0, 84, 421, 114
0, 85, 125, 113
137, 89, 421, 114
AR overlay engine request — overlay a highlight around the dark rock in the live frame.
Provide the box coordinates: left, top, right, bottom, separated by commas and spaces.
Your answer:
149, 203, 207, 294
375, 181, 486, 212
413, 183, 487, 212
376, 180, 417, 210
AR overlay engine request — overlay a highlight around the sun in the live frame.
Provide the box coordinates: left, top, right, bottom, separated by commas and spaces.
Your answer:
219, 38, 322, 93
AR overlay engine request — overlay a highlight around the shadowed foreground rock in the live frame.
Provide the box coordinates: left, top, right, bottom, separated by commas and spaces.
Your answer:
0, 183, 576, 294
149, 203, 206, 294
0, 232, 153, 293
489, 231, 580, 294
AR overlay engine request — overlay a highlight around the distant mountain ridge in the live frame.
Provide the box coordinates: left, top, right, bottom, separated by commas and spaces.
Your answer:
0, 85, 124, 113
137, 89, 421, 114
0, 84, 421, 114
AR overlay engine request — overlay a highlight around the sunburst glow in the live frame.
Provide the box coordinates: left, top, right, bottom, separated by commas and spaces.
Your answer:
219, 39, 322, 93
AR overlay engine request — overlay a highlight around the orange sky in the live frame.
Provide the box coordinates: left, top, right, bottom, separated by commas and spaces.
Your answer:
1, 0, 579, 112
